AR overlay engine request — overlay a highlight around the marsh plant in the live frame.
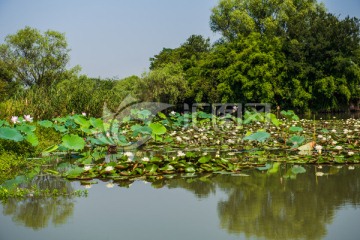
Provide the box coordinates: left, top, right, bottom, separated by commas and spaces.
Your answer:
0, 98, 359, 189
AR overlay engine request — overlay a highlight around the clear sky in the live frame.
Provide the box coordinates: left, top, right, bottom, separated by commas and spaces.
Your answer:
0, 0, 359, 79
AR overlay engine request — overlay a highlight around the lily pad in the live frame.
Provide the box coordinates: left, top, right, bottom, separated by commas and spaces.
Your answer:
61, 134, 86, 151
149, 122, 167, 135
0, 127, 24, 142
243, 131, 270, 142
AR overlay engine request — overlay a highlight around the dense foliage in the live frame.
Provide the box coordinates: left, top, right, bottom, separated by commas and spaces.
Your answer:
1, 1, 360, 120
150, 0, 360, 112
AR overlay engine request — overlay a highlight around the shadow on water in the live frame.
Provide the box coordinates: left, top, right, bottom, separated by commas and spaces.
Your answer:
1, 164, 360, 239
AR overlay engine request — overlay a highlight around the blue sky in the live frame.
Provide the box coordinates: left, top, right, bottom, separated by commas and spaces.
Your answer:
0, 0, 359, 79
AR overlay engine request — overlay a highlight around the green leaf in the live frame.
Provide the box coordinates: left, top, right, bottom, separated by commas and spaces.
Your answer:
267, 113, 281, 127
158, 112, 167, 119
16, 124, 36, 134
243, 131, 270, 142
54, 125, 68, 133
90, 117, 104, 129
25, 132, 39, 146
289, 126, 303, 132
38, 120, 53, 128
73, 115, 91, 128
145, 164, 158, 174
149, 122, 167, 135
321, 128, 329, 133
42, 145, 58, 153
198, 155, 211, 164
66, 167, 85, 179
160, 164, 175, 171
0, 127, 24, 141
185, 166, 196, 173
61, 134, 86, 151
288, 135, 305, 148
131, 125, 152, 137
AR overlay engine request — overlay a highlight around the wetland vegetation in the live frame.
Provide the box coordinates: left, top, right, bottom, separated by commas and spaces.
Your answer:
1, 0, 360, 239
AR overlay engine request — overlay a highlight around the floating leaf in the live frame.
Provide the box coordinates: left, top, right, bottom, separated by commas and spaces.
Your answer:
131, 125, 152, 137
243, 131, 270, 142
38, 120, 53, 128
0, 127, 24, 142
160, 164, 175, 171
54, 125, 68, 133
61, 134, 86, 151
288, 135, 305, 148
65, 167, 85, 179
198, 155, 211, 164
145, 164, 158, 174
289, 126, 303, 132
16, 124, 36, 134
185, 166, 196, 173
149, 122, 167, 135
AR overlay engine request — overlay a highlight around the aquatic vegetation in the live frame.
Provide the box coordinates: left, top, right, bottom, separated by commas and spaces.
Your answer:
0, 110, 360, 185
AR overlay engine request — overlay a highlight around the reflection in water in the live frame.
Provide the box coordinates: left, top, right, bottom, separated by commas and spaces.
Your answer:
1, 164, 359, 240
160, 165, 360, 239
2, 175, 75, 230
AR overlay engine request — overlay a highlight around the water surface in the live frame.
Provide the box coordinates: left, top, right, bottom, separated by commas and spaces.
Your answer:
1, 164, 359, 240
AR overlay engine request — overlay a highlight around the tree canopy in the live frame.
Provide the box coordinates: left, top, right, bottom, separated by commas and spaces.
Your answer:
148, 0, 360, 112
0, 26, 75, 87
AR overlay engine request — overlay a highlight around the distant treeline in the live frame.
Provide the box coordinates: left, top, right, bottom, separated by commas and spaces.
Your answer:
1, 0, 360, 119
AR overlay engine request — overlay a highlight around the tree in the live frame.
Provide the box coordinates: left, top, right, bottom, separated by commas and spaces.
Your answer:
149, 34, 210, 71
190, 33, 286, 104
0, 59, 19, 100
0, 26, 74, 87
209, 0, 360, 111
138, 63, 188, 105
210, 0, 323, 41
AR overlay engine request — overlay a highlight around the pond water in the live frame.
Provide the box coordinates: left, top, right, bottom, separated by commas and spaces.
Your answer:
1, 164, 360, 240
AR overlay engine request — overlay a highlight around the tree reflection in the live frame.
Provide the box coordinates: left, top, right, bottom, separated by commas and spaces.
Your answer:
162, 165, 360, 239
2, 175, 75, 230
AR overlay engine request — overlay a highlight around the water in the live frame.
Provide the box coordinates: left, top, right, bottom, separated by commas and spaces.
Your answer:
1, 164, 360, 240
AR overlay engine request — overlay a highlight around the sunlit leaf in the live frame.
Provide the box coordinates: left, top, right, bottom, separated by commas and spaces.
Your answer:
149, 122, 167, 135
61, 134, 86, 151
243, 131, 270, 142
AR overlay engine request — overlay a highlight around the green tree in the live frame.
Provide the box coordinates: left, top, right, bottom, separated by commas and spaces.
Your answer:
150, 34, 210, 71
189, 33, 286, 104
0, 26, 76, 87
209, 0, 360, 112
210, 0, 323, 40
0, 59, 20, 100
138, 63, 188, 104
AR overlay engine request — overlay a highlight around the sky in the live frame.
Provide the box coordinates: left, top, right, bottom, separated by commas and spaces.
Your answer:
0, 0, 359, 79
